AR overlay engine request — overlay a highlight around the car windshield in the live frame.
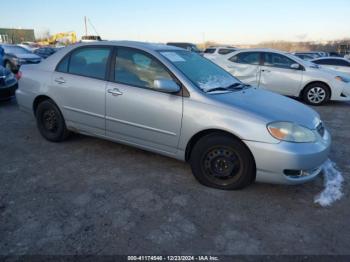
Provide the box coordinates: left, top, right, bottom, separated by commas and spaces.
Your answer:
159, 50, 241, 92
3, 45, 31, 54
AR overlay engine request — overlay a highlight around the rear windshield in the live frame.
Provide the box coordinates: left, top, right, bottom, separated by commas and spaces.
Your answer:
2, 45, 31, 54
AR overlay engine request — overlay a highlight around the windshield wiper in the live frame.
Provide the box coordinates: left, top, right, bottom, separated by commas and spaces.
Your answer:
204, 87, 231, 93
205, 83, 250, 93
227, 83, 248, 89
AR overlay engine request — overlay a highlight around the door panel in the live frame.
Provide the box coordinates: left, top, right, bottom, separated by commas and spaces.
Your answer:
51, 46, 112, 135
259, 67, 303, 96
51, 72, 107, 135
106, 82, 183, 154
105, 47, 183, 155
259, 53, 303, 96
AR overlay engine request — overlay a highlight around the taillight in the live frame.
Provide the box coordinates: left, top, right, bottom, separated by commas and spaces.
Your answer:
16, 71, 22, 80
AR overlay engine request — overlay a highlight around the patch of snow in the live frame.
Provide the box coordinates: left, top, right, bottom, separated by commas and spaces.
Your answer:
314, 159, 344, 207
197, 75, 234, 92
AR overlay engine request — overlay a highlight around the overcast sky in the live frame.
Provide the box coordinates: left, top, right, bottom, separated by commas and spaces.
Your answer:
1, 0, 349, 44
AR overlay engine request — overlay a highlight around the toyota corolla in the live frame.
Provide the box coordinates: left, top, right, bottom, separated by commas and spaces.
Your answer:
16, 41, 331, 190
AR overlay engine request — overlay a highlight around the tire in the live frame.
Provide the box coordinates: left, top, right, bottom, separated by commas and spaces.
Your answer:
190, 133, 255, 190
35, 100, 69, 142
302, 83, 330, 106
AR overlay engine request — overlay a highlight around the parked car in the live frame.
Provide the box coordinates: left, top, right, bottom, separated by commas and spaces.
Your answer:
203, 46, 239, 60
166, 42, 201, 53
209, 48, 350, 105
16, 41, 331, 190
328, 51, 343, 57
1, 44, 42, 73
311, 57, 350, 75
81, 35, 102, 42
293, 52, 322, 59
293, 53, 315, 61
0, 45, 4, 66
18, 42, 40, 52
34, 47, 57, 59
0, 65, 18, 100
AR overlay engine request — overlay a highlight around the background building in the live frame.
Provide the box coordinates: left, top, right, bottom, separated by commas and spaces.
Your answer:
0, 28, 35, 44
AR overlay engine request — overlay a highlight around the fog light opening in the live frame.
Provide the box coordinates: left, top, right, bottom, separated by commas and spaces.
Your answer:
284, 168, 319, 178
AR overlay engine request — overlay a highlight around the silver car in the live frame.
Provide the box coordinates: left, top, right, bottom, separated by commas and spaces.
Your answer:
16, 41, 331, 190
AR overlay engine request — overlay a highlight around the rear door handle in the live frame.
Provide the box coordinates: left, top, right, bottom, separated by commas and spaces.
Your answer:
107, 88, 123, 96
54, 77, 66, 84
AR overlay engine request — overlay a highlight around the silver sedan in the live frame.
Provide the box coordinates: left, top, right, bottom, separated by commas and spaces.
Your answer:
16, 41, 331, 190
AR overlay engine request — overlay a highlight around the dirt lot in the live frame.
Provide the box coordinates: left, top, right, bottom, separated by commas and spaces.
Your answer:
0, 98, 349, 255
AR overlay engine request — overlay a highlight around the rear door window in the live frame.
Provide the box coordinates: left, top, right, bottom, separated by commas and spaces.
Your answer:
69, 47, 111, 79
229, 52, 260, 65
263, 53, 296, 69
56, 47, 111, 80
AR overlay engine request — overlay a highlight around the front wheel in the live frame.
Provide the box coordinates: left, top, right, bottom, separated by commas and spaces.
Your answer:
35, 100, 70, 142
302, 83, 330, 106
190, 133, 255, 190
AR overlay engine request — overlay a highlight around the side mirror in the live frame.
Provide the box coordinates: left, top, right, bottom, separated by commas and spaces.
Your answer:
291, 63, 301, 70
154, 79, 180, 93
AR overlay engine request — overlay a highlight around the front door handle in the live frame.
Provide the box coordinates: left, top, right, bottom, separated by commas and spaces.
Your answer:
54, 77, 66, 84
261, 69, 271, 73
107, 88, 123, 96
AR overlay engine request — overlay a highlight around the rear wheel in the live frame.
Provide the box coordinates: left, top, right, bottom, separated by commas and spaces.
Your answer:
35, 100, 69, 142
302, 83, 330, 105
190, 133, 255, 190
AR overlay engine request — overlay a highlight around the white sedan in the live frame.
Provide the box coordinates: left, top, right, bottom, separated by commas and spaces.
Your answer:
203, 46, 238, 60
311, 57, 350, 76
209, 48, 350, 105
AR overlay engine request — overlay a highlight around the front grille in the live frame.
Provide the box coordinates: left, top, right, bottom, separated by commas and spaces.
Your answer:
317, 122, 325, 137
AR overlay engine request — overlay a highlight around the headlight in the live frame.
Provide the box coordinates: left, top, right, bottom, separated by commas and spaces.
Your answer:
267, 122, 316, 143
335, 76, 350, 83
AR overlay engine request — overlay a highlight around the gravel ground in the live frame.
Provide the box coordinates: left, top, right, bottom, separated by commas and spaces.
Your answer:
0, 98, 349, 255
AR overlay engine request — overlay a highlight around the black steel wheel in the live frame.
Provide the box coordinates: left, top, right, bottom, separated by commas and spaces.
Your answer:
190, 133, 255, 190
35, 99, 69, 142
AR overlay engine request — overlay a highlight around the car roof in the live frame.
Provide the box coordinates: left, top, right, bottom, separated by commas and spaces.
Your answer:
75, 40, 183, 51
31, 41, 187, 72
233, 48, 287, 54
207, 46, 237, 49
0, 44, 17, 47
294, 51, 322, 54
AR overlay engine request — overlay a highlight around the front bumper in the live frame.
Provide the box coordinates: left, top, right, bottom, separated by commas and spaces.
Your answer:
0, 83, 18, 100
331, 81, 350, 101
244, 130, 331, 185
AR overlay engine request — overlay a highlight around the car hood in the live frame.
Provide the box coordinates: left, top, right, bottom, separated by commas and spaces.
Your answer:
11, 53, 41, 60
307, 64, 349, 78
210, 87, 320, 129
